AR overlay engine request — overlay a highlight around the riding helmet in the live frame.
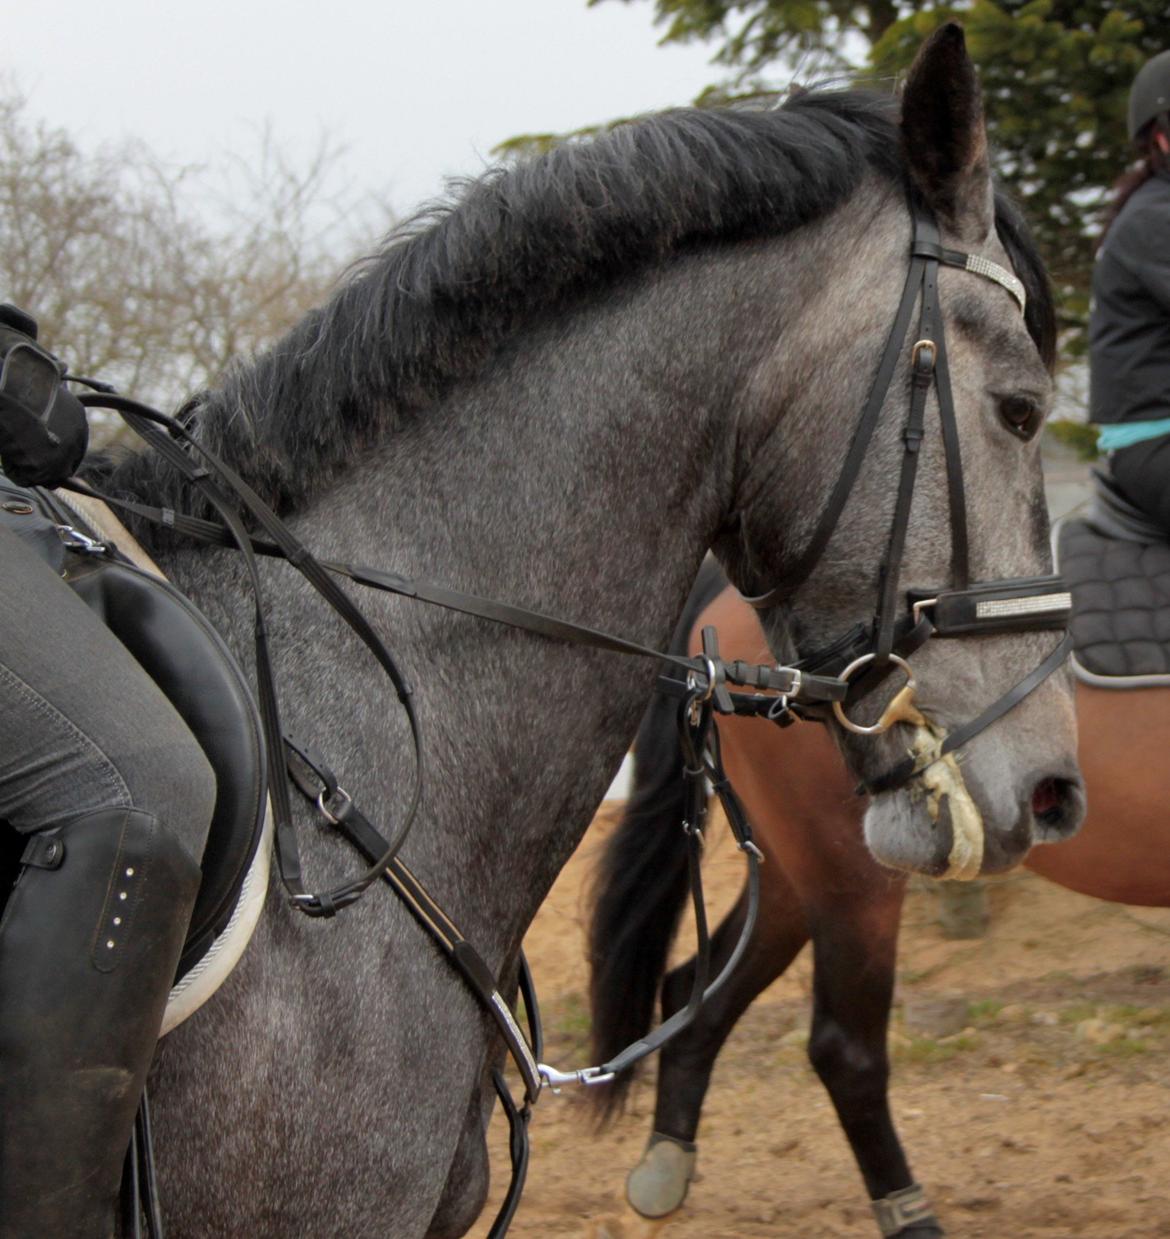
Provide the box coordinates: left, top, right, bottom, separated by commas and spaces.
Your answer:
1128, 49, 1170, 141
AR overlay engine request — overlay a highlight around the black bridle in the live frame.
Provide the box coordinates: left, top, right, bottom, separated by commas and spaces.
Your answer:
735, 204, 1071, 793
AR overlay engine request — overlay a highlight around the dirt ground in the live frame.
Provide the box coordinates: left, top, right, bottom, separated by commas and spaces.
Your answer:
470, 802, 1170, 1239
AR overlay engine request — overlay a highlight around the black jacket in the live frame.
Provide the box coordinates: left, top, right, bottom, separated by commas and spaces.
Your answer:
1089, 170, 1170, 425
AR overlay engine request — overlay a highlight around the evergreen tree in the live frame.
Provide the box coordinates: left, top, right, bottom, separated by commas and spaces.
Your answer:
597, 0, 1170, 352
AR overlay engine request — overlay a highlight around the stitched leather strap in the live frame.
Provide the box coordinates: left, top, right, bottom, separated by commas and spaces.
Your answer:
874, 239, 938, 664
61, 478, 849, 709
740, 220, 928, 609
75, 394, 425, 920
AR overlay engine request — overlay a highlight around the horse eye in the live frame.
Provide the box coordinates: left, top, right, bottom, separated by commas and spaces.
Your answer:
998, 395, 1041, 440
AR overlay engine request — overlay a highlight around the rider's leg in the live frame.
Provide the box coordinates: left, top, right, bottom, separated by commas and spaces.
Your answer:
1108, 434, 1170, 534
0, 527, 215, 1238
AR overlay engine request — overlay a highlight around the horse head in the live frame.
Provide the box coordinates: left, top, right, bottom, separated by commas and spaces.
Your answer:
716, 24, 1083, 877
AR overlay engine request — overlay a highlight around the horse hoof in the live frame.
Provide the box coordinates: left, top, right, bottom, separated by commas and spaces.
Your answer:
625, 1134, 697, 1219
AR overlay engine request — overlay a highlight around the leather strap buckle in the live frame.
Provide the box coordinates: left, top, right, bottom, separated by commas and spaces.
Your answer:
911, 337, 937, 377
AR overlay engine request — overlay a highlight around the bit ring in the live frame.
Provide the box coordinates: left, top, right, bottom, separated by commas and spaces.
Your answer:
832, 653, 916, 736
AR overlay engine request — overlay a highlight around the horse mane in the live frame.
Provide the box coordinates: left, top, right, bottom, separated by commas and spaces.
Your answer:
89, 89, 1052, 518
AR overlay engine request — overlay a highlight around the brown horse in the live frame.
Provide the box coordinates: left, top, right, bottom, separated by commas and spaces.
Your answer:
588, 560, 1170, 1238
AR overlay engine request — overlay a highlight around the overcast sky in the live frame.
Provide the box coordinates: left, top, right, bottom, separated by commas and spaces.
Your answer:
6, 0, 722, 218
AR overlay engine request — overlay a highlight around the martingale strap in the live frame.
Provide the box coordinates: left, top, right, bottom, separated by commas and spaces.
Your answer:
280, 708, 759, 1237
589, 645, 765, 1082
74, 392, 426, 921
283, 737, 541, 1239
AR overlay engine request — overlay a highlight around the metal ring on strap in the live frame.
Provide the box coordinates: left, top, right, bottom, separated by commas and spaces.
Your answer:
832, 653, 916, 735
685, 654, 719, 704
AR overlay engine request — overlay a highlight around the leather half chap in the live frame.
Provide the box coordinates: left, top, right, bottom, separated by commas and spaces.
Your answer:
0, 807, 201, 1238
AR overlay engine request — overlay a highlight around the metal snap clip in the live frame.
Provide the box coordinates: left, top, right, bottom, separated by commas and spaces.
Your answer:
55, 525, 108, 555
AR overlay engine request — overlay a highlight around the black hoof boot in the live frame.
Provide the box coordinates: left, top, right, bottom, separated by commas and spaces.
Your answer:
0, 807, 201, 1239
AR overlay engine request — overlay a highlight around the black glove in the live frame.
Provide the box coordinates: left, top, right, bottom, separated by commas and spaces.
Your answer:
0, 304, 88, 487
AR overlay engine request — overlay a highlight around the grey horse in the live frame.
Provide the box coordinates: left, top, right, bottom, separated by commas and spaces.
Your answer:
88, 23, 1080, 1238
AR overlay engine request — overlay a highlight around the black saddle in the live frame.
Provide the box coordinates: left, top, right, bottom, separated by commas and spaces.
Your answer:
0, 475, 267, 980
1056, 468, 1170, 685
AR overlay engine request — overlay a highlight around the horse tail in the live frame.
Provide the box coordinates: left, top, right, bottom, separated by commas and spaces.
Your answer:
587, 556, 728, 1122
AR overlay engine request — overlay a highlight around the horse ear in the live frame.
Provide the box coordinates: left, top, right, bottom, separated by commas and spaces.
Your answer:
900, 22, 993, 242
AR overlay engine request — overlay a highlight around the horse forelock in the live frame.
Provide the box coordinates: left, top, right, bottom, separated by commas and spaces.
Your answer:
93, 90, 1048, 523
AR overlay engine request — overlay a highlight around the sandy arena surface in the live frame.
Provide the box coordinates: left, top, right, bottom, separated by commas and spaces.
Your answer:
469, 802, 1170, 1238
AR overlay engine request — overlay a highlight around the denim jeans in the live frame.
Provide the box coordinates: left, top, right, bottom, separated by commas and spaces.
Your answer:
0, 525, 214, 860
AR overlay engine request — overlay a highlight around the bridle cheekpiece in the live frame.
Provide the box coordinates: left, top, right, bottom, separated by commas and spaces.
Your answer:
739, 203, 1069, 793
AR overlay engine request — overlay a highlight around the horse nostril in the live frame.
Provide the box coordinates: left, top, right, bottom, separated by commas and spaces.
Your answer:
1031, 777, 1083, 835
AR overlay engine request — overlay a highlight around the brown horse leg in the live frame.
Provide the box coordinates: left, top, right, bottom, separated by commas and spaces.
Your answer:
652, 878, 810, 1145
806, 891, 944, 1237
624, 874, 810, 1220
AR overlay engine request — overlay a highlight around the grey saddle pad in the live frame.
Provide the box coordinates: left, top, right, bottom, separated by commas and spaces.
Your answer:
1056, 517, 1170, 685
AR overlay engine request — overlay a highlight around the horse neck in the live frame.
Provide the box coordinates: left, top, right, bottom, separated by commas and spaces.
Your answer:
180, 238, 809, 969
371, 267, 765, 597
322, 271, 741, 946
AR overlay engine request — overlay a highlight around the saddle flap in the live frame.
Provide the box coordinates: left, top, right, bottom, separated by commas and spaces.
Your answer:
67, 559, 267, 978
